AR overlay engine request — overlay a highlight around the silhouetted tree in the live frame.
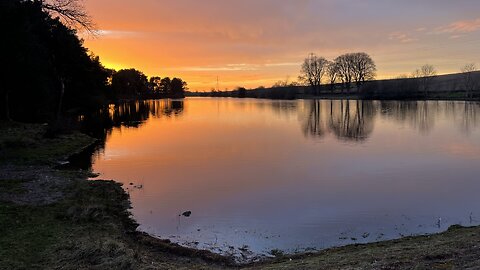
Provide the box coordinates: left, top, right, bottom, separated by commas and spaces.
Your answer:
272, 77, 299, 88
111, 69, 149, 98
149, 76, 162, 94
39, 0, 95, 33
160, 77, 172, 94
236, 87, 247, 98
334, 54, 354, 93
461, 63, 478, 98
170, 77, 187, 98
0, 0, 109, 122
413, 64, 437, 98
300, 53, 329, 95
326, 61, 340, 93
350, 52, 376, 90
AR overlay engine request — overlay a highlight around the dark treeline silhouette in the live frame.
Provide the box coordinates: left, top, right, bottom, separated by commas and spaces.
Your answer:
0, 0, 187, 126
190, 57, 480, 100
299, 52, 377, 95
111, 69, 187, 100
190, 71, 480, 101
1, 0, 110, 122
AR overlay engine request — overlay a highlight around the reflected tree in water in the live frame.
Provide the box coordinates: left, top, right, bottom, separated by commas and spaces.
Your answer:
328, 100, 375, 141
300, 100, 375, 141
379, 101, 435, 135
81, 99, 185, 141
302, 100, 326, 138
458, 102, 480, 134
270, 101, 298, 118
298, 100, 480, 142
72, 99, 185, 169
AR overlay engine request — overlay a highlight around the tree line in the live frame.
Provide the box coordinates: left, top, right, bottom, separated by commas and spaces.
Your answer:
300, 52, 377, 94
0, 0, 187, 124
194, 52, 479, 100
111, 69, 187, 100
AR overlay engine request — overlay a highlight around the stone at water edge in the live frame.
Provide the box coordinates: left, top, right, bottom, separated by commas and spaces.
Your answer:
180, 211, 192, 217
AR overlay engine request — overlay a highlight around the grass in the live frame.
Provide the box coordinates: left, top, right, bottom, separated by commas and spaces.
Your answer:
0, 179, 30, 194
0, 121, 96, 165
0, 179, 136, 269
247, 225, 480, 269
0, 202, 66, 268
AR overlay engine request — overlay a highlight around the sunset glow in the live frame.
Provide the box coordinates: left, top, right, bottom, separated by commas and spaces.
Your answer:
83, 0, 480, 91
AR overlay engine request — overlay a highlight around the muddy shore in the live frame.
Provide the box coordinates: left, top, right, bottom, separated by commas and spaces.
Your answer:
1, 122, 479, 269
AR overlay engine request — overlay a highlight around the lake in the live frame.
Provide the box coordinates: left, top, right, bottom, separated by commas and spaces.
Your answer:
82, 98, 480, 260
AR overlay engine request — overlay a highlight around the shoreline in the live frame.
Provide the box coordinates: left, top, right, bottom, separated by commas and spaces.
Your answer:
1, 122, 480, 269
187, 93, 480, 102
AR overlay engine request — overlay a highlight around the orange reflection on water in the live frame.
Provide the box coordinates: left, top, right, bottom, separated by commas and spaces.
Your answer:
88, 98, 480, 258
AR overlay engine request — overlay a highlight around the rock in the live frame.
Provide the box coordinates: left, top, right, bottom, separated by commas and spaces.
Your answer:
180, 211, 192, 217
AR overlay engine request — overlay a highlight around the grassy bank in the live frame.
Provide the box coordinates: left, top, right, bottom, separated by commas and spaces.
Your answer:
1, 122, 480, 269
0, 122, 230, 269
0, 121, 96, 165
247, 225, 480, 269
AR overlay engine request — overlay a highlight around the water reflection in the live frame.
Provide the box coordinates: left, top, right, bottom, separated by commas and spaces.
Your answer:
456, 102, 480, 134
81, 98, 480, 260
80, 99, 480, 144
379, 101, 435, 135
81, 99, 184, 140
299, 100, 480, 140
328, 100, 375, 141
70, 100, 184, 169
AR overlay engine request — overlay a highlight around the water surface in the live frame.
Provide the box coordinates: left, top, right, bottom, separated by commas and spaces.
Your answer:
85, 98, 480, 259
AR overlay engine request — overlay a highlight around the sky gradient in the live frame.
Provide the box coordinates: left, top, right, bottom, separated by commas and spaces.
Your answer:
83, 0, 480, 91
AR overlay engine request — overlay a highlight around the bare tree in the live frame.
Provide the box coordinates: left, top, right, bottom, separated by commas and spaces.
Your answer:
40, 0, 95, 33
326, 61, 340, 93
272, 76, 299, 88
413, 64, 437, 97
334, 54, 354, 93
350, 52, 376, 90
461, 63, 478, 98
300, 53, 329, 95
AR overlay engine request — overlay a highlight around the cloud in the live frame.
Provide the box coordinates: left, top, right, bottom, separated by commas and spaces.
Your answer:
449, 35, 463, 39
388, 32, 416, 43
436, 18, 480, 34
181, 64, 260, 72
97, 30, 141, 39
84, 0, 480, 90
180, 62, 301, 72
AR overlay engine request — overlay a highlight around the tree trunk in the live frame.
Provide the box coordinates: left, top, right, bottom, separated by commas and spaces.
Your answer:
3, 91, 11, 121
56, 78, 65, 120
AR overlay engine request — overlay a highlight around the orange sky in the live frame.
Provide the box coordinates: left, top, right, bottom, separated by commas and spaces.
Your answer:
82, 0, 480, 91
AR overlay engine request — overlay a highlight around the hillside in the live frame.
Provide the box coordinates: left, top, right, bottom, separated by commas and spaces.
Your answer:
188, 71, 480, 100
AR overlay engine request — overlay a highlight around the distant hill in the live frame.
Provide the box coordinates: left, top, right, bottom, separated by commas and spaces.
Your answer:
187, 71, 480, 100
